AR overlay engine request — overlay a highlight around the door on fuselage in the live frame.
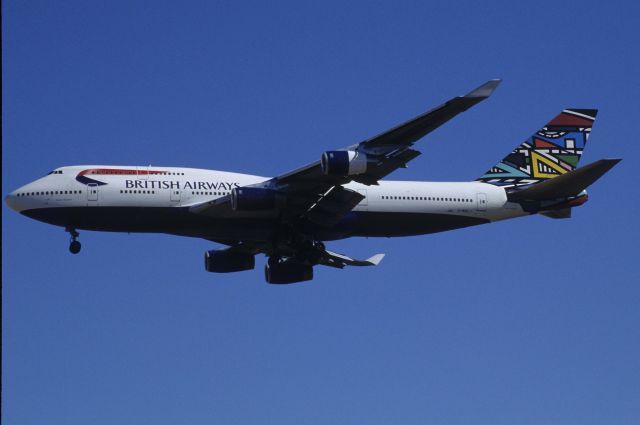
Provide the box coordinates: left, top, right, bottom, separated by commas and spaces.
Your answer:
476, 193, 487, 211
170, 189, 181, 203
87, 183, 98, 205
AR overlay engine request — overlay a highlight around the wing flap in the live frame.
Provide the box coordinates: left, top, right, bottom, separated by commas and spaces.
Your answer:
352, 149, 421, 185
306, 186, 364, 227
189, 195, 232, 216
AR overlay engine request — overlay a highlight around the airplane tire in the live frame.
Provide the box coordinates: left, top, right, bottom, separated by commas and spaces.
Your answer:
69, 240, 81, 254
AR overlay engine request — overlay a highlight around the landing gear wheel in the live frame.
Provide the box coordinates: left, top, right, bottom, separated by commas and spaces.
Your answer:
69, 240, 82, 254
66, 226, 81, 254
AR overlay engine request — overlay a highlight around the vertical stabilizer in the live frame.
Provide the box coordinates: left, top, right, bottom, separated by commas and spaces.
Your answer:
477, 109, 597, 188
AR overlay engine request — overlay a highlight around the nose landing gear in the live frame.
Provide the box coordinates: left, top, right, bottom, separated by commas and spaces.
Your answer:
66, 226, 81, 254
69, 240, 81, 254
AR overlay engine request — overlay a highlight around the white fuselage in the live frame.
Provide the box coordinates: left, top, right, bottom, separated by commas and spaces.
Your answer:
6, 165, 528, 241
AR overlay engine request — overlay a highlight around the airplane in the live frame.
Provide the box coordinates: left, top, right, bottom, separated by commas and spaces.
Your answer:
5, 79, 621, 283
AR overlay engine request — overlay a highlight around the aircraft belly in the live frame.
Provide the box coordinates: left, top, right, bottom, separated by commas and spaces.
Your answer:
318, 211, 490, 239
20, 206, 277, 241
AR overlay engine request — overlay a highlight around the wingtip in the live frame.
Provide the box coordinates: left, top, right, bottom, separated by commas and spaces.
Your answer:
465, 78, 502, 98
366, 253, 385, 266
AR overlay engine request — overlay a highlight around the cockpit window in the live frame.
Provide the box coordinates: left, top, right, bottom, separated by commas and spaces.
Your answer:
46, 170, 63, 175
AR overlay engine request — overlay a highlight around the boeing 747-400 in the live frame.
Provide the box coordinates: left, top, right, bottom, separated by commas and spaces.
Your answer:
5, 80, 620, 283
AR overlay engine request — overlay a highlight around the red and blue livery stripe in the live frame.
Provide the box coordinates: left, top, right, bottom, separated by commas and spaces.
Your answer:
76, 168, 166, 186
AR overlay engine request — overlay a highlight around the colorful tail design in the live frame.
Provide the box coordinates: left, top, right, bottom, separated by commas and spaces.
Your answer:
477, 109, 597, 187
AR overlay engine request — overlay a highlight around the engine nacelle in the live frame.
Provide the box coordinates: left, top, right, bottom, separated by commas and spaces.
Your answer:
321, 150, 369, 176
204, 250, 255, 273
230, 187, 285, 211
265, 260, 313, 284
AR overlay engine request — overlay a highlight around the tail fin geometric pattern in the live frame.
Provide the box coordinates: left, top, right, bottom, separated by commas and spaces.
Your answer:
477, 109, 597, 187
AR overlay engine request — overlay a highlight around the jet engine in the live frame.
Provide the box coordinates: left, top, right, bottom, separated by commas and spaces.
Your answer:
204, 250, 255, 273
321, 150, 369, 176
264, 260, 313, 284
230, 187, 285, 211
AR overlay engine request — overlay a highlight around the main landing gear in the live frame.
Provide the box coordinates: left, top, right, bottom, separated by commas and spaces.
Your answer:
264, 239, 324, 284
66, 226, 81, 254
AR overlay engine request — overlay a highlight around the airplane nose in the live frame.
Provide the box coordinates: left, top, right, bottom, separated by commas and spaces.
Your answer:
5, 191, 19, 212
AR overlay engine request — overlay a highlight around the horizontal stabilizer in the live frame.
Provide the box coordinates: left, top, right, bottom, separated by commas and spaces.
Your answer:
540, 208, 572, 219
508, 158, 621, 201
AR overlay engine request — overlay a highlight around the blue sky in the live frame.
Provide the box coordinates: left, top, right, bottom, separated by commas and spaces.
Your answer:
3, 1, 639, 424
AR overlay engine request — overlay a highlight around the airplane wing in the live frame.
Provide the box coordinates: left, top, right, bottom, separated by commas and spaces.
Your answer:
275, 79, 501, 188
192, 79, 501, 225
191, 80, 500, 269
203, 239, 385, 269
319, 250, 385, 268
